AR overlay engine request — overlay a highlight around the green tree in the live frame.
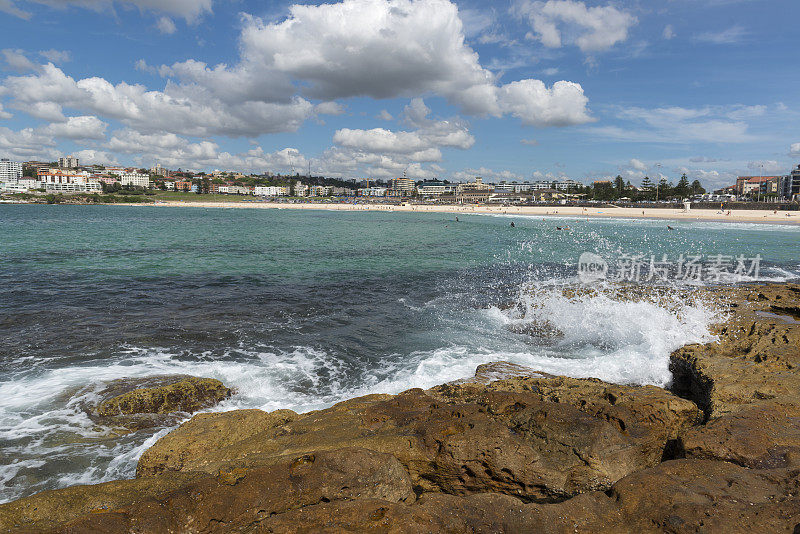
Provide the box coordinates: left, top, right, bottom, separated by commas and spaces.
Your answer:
675, 174, 690, 198
690, 180, 705, 195
614, 175, 625, 194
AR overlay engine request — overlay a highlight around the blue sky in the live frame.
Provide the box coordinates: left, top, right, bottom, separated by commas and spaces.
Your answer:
1, 0, 798, 188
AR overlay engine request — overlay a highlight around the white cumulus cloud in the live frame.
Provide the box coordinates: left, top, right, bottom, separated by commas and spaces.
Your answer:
514, 0, 637, 53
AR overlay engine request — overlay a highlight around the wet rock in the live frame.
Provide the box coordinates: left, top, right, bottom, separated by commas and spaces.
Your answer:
95, 375, 231, 421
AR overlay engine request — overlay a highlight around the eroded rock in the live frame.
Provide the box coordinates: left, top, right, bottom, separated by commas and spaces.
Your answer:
96, 375, 232, 418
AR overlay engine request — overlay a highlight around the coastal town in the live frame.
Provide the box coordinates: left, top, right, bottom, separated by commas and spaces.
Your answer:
2, 156, 799, 205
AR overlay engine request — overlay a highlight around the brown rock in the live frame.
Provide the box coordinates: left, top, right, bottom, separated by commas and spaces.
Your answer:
0, 472, 202, 532
96, 375, 231, 418
670, 283, 800, 419
61, 448, 414, 533
138, 378, 696, 502
431, 363, 702, 466
5, 283, 800, 534
600, 459, 800, 533
137, 408, 298, 477
681, 402, 800, 468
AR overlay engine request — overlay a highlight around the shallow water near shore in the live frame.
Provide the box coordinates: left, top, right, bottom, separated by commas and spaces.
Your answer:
1, 204, 799, 503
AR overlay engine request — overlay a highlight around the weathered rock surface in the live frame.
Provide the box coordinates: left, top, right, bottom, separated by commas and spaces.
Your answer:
670, 283, 800, 419
2, 283, 800, 533
96, 375, 232, 418
680, 402, 800, 469
138, 374, 698, 502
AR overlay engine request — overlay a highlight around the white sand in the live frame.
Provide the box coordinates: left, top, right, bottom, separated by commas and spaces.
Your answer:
149, 200, 800, 224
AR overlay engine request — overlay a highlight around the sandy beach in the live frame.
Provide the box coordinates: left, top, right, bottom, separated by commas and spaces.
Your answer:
152, 200, 800, 224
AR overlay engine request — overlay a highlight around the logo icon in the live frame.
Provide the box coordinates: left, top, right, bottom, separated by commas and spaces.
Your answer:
578, 252, 608, 283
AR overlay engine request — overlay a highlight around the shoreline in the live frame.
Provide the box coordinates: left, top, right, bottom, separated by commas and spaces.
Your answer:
5, 198, 800, 224
148, 200, 800, 224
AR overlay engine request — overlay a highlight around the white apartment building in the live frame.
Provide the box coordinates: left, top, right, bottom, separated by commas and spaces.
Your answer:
0, 175, 36, 193
58, 155, 79, 169
294, 181, 308, 197
552, 179, 580, 191
0, 159, 22, 182
119, 172, 150, 188
389, 177, 415, 193
39, 170, 101, 193
254, 186, 289, 196
456, 177, 492, 194
359, 187, 387, 197
218, 185, 251, 195
416, 183, 455, 196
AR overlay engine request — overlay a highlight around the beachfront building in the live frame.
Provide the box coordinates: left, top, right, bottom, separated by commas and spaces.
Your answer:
494, 181, 530, 193
58, 155, 79, 169
38, 170, 101, 193
389, 177, 415, 194
0, 159, 22, 182
552, 179, 581, 191
735, 176, 781, 198
0, 160, 36, 192
417, 181, 455, 197
218, 185, 251, 195
456, 177, 493, 194
119, 172, 151, 188
359, 186, 387, 197
294, 181, 308, 197
24, 161, 51, 174
783, 165, 800, 201
254, 186, 289, 196
0, 181, 34, 193
331, 186, 357, 196
309, 185, 332, 197
95, 175, 118, 186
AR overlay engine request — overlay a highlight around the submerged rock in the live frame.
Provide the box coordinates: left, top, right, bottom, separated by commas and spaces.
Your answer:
96, 375, 231, 417
90, 375, 232, 431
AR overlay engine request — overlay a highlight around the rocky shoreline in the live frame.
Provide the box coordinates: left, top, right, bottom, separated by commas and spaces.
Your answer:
2, 283, 799, 532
